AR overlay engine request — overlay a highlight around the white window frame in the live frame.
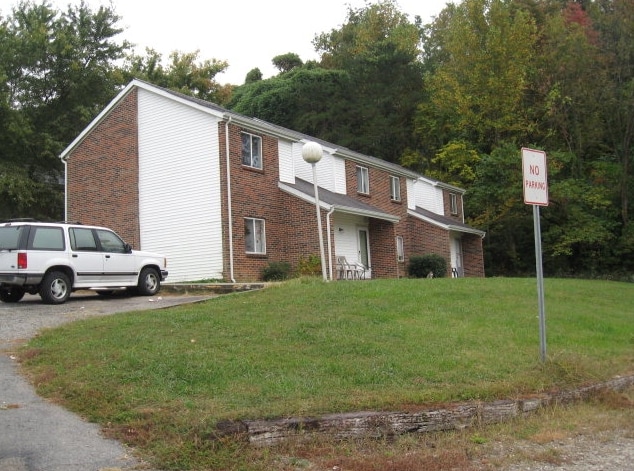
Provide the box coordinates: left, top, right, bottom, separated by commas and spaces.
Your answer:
241, 132, 262, 169
244, 217, 266, 254
450, 193, 458, 215
356, 165, 369, 194
390, 175, 401, 201
396, 235, 404, 262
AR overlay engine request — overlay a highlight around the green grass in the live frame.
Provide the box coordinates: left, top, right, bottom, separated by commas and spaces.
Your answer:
19, 277, 634, 470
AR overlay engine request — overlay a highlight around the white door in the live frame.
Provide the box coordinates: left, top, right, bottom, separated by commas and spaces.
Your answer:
68, 227, 104, 286
95, 229, 137, 285
357, 227, 371, 277
451, 237, 464, 277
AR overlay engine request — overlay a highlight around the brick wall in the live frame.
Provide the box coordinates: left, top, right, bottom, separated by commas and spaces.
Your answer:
218, 123, 332, 281
65, 89, 141, 249
407, 217, 452, 276
462, 233, 485, 277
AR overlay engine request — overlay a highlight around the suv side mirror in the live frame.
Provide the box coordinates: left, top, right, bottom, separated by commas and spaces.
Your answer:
124, 243, 132, 254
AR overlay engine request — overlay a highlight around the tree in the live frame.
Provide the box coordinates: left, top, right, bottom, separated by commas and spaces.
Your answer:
310, 0, 425, 162
272, 53, 303, 73
227, 66, 355, 143
594, 0, 634, 226
416, 0, 537, 156
123, 48, 233, 105
0, 0, 129, 220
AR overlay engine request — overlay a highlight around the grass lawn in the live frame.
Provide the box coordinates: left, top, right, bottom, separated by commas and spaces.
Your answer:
19, 277, 634, 470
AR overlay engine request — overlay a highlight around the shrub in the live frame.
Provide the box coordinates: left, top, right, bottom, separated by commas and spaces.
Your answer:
262, 261, 291, 281
298, 254, 322, 276
408, 254, 447, 278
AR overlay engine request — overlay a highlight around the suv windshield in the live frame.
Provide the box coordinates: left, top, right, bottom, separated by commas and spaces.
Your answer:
0, 226, 25, 250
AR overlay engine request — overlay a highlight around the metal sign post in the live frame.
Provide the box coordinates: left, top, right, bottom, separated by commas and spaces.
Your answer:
522, 148, 549, 363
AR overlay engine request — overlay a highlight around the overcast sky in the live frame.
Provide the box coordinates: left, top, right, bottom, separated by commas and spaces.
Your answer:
3, 0, 453, 84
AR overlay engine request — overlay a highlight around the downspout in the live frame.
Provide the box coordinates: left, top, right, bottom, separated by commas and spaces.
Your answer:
62, 158, 68, 220
225, 118, 236, 283
326, 206, 335, 281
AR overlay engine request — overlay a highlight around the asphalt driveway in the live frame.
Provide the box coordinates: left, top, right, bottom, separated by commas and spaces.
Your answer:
0, 291, 216, 471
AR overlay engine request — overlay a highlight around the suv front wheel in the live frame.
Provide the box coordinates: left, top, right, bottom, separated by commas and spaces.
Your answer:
40, 270, 71, 304
137, 267, 160, 296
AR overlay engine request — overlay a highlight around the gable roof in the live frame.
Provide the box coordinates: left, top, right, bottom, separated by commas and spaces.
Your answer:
409, 206, 485, 237
280, 178, 400, 223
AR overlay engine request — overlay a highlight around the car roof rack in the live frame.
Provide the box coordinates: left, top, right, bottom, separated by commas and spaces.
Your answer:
2, 218, 40, 223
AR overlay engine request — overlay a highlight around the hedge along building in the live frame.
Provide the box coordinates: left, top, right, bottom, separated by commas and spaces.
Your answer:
60, 80, 485, 282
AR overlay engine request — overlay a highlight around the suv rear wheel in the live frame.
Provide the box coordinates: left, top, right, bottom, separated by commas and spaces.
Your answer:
0, 286, 26, 303
39, 271, 71, 304
137, 267, 160, 296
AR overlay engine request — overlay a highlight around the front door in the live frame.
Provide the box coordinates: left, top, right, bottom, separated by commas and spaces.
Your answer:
357, 227, 371, 276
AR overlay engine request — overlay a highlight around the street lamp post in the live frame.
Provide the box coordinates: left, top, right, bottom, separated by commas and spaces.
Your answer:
301, 141, 328, 281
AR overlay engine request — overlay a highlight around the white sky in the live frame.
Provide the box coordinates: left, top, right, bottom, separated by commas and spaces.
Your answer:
2, 0, 452, 84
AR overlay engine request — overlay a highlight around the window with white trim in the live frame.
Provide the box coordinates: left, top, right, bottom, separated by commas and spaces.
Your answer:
390, 175, 401, 201
241, 132, 262, 169
450, 193, 458, 215
244, 217, 266, 254
356, 165, 369, 194
396, 235, 404, 262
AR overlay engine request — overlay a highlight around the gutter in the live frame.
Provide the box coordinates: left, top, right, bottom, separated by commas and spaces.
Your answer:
225, 118, 236, 283
326, 206, 335, 281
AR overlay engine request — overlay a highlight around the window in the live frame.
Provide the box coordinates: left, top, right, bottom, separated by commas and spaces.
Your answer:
356, 166, 369, 194
30, 227, 64, 251
245, 218, 266, 254
70, 228, 98, 251
241, 132, 262, 169
95, 229, 127, 253
396, 236, 404, 262
390, 176, 401, 201
450, 193, 458, 215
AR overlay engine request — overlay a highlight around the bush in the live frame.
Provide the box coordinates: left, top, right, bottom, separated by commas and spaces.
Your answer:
408, 254, 448, 278
262, 261, 291, 281
298, 254, 322, 277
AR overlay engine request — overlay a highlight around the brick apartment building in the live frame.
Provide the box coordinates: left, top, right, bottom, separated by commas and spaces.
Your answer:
60, 80, 485, 282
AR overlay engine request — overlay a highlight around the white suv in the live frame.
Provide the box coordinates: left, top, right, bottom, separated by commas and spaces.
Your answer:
0, 220, 168, 304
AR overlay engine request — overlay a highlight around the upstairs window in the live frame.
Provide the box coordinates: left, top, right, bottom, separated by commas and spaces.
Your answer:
390, 176, 401, 201
450, 193, 458, 215
245, 217, 266, 254
356, 166, 369, 194
241, 132, 262, 169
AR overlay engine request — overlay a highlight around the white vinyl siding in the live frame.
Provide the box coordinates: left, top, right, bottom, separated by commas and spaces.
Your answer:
413, 179, 444, 215
293, 142, 344, 193
333, 213, 367, 264
278, 140, 294, 184
138, 89, 223, 282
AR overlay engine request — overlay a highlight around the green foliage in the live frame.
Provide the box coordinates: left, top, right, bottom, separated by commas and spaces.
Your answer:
244, 67, 262, 83
272, 52, 302, 73
261, 261, 292, 281
408, 253, 448, 278
122, 48, 232, 104
428, 140, 481, 188
298, 254, 322, 276
0, 1, 129, 220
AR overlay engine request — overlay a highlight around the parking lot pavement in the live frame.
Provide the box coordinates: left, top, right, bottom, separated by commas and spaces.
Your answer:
0, 291, 216, 471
